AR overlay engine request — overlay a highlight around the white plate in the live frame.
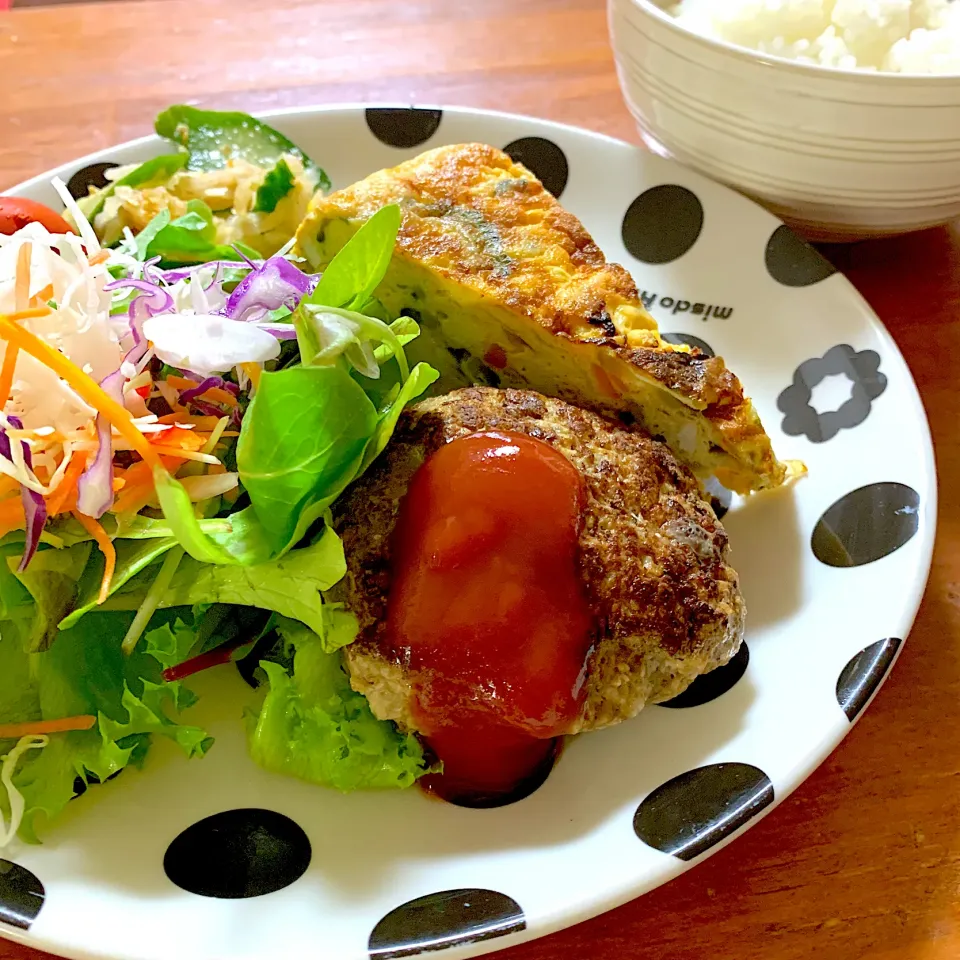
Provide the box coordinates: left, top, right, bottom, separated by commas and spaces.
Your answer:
0, 105, 937, 960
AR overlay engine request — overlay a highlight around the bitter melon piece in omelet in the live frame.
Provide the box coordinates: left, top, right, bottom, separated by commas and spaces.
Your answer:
294, 142, 788, 495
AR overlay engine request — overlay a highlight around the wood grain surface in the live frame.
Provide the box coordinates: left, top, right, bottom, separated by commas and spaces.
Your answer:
1, 1, 958, 959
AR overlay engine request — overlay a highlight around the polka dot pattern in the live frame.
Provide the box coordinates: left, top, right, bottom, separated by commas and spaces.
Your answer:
369, 889, 525, 959
163, 809, 311, 899
1, 107, 933, 960
440, 739, 560, 809
658, 642, 749, 709
710, 492, 732, 520
837, 639, 903, 721
811, 483, 920, 568
621, 185, 703, 264
778, 344, 887, 443
765, 225, 837, 287
0, 860, 44, 930
365, 108, 443, 149
503, 137, 569, 198
65, 162, 117, 201
633, 763, 774, 860
661, 332, 715, 358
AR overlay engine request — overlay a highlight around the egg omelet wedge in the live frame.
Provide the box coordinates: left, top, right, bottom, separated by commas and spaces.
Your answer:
294, 143, 788, 494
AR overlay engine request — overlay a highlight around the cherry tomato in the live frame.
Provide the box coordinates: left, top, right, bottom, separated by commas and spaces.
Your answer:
0, 197, 75, 236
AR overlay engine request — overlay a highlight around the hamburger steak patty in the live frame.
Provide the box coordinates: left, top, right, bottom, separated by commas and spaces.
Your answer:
331, 386, 745, 735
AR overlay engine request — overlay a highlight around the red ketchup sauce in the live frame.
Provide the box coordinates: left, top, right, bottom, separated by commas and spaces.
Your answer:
386, 431, 594, 806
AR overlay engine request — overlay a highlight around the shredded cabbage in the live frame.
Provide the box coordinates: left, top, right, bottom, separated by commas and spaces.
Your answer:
0, 735, 49, 848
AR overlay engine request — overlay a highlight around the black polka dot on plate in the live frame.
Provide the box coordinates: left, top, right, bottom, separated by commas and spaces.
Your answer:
711, 490, 733, 520
365, 108, 443, 149
657, 642, 749, 709
702, 476, 733, 520
369, 889, 525, 959
836, 638, 903, 721
503, 137, 569, 198
811, 482, 920, 568
0, 860, 44, 930
661, 332, 715, 358
65, 162, 118, 200
765, 225, 837, 287
621, 185, 704, 265
633, 763, 774, 861
164, 809, 310, 899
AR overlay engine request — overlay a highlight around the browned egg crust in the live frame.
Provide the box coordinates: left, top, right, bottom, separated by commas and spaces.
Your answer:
330, 387, 746, 735
296, 142, 788, 494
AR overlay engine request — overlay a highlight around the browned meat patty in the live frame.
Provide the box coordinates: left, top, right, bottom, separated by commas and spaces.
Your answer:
331, 386, 745, 734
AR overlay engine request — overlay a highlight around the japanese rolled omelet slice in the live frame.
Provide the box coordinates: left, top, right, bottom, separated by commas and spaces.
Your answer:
294, 142, 788, 495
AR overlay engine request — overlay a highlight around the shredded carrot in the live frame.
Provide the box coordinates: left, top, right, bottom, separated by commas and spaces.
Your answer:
45, 451, 88, 516
8, 428, 66, 444
0, 259, 29, 408
109, 452, 187, 516
199, 387, 238, 408
110, 486, 155, 517
0, 345, 20, 413
109, 460, 158, 515
0, 306, 49, 323
240, 362, 261, 390
14, 243, 31, 313
147, 426, 206, 452
72, 511, 116, 604
0, 476, 20, 499
30, 283, 54, 307
163, 377, 236, 407
0, 715, 97, 739
87, 250, 110, 266
157, 414, 221, 429
0, 313, 162, 472
0, 498, 25, 538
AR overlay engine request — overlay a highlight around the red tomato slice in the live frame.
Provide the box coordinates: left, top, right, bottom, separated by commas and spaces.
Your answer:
0, 197, 75, 236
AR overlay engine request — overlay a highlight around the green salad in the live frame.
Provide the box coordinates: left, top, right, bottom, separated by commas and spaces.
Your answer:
0, 107, 438, 846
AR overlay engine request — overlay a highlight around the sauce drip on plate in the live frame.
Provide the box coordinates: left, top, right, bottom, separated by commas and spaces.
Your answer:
386, 431, 594, 806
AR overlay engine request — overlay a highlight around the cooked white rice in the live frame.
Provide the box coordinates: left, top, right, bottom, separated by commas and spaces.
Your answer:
668, 0, 960, 72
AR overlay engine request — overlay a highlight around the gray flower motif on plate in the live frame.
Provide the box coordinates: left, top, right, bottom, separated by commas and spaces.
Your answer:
777, 344, 887, 443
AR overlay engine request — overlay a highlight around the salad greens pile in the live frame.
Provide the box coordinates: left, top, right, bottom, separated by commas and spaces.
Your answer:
0, 108, 439, 845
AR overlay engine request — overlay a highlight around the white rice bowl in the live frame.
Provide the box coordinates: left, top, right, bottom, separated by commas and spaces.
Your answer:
668, 0, 960, 72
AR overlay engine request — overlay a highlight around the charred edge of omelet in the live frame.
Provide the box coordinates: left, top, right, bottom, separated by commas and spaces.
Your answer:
294, 146, 788, 494
304, 224, 781, 494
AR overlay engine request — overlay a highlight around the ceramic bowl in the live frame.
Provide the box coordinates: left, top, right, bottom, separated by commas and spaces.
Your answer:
609, 0, 960, 241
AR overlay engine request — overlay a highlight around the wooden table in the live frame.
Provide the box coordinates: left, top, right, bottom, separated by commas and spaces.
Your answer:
1, 1, 958, 958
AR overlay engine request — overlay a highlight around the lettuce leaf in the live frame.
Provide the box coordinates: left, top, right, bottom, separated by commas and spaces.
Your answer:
137, 201, 260, 267
232, 205, 436, 555
246, 618, 428, 791
59, 537, 177, 631
10, 544, 92, 651
69, 527, 346, 641
306, 204, 401, 312
0, 609, 210, 842
237, 364, 378, 552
